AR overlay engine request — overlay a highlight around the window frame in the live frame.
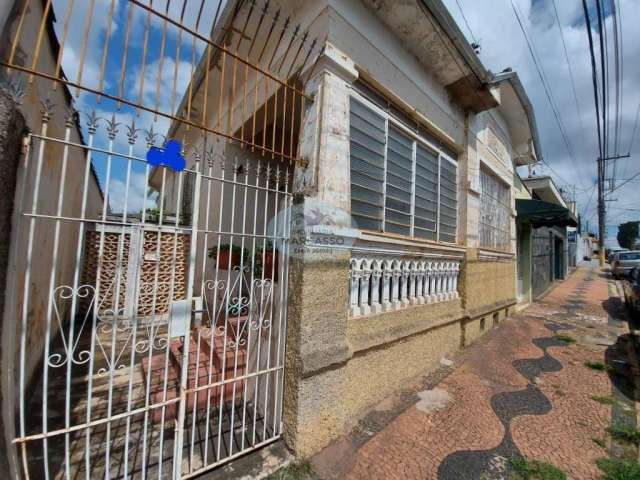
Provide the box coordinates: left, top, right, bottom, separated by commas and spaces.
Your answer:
478, 164, 512, 252
349, 89, 458, 244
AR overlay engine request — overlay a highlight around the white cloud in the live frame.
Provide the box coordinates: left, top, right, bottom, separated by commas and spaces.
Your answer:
132, 56, 195, 117
52, 0, 120, 92
443, 0, 640, 247
108, 171, 158, 214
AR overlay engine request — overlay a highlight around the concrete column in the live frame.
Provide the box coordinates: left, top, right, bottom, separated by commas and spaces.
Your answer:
283, 43, 358, 457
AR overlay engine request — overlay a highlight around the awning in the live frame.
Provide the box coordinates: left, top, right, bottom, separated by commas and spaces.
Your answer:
516, 199, 578, 228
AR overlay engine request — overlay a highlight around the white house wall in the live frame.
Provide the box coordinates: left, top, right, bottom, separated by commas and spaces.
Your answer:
327, 0, 465, 146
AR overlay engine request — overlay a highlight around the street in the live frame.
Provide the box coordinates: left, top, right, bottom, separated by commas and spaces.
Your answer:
308, 264, 640, 479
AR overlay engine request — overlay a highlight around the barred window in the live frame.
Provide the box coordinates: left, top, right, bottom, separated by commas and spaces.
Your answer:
349, 95, 457, 243
479, 168, 511, 251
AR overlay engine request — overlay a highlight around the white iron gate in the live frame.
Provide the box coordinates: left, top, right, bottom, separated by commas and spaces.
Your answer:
0, 0, 319, 477
11, 113, 292, 479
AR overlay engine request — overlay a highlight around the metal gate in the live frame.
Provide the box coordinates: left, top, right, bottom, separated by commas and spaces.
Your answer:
2, 0, 320, 478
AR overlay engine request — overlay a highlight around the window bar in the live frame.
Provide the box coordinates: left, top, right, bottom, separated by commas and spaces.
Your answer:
251, 164, 271, 444
227, 159, 252, 458
121, 131, 143, 478
215, 157, 240, 461
116, 0, 135, 110
436, 156, 442, 242
26, 111, 49, 480
176, 156, 202, 477
239, 159, 264, 452
139, 150, 167, 480
262, 165, 281, 441
268, 16, 290, 72
74, 117, 95, 480
102, 124, 137, 479
96, 0, 117, 102
135, 0, 153, 108
187, 151, 206, 473
273, 167, 290, 435
6, 0, 30, 74
227, 51, 239, 143
381, 116, 389, 232
410, 140, 417, 237
42, 113, 75, 478
191, 146, 213, 472
83, 117, 117, 480
158, 167, 185, 480
153, 0, 171, 116
170, 0, 188, 118
202, 152, 227, 464
52, 0, 76, 90
28, 0, 54, 83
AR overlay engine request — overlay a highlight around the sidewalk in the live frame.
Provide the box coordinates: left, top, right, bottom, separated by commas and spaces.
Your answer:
307, 265, 639, 479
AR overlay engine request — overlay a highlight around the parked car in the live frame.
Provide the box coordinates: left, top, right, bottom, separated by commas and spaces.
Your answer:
623, 267, 640, 317
612, 251, 640, 278
608, 248, 628, 263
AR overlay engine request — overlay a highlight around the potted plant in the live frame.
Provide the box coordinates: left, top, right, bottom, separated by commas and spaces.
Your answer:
254, 241, 280, 282
208, 244, 247, 269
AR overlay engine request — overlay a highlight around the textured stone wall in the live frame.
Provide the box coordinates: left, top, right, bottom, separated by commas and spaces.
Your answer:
460, 257, 517, 317
284, 246, 517, 458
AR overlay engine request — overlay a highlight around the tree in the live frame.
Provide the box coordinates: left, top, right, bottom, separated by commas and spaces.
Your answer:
617, 221, 639, 249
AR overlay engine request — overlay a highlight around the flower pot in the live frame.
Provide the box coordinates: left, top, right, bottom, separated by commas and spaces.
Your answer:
262, 250, 279, 282
217, 249, 242, 269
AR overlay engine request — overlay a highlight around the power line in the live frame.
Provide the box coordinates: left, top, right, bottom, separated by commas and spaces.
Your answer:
453, 0, 479, 48
551, 0, 588, 159
610, 0, 622, 189
628, 101, 640, 153
582, 0, 606, 264
510, 0, 585, 190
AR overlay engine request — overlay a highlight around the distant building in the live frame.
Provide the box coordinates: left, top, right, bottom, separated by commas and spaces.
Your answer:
516, 175, 578, 303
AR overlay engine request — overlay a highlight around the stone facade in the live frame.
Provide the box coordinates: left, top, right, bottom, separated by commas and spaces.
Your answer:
280, 0, 530, 458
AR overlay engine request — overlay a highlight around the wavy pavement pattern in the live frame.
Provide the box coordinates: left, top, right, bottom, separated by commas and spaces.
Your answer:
437, 322, 574, 480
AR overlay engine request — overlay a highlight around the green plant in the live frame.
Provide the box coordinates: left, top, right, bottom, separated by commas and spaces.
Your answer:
585, 361, 608, 371
617, 221, 639, 250
596, 457, 640, 480
509, 457, 566, 480
607, 424, 640, 446
592, 437, 608, 450
267, 461, 313, 480
554, 334, 576, 344
591, 395, 617, 405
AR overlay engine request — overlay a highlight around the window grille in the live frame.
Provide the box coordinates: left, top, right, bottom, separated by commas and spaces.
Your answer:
479, 168, 511, 251
349, 95, 457, 243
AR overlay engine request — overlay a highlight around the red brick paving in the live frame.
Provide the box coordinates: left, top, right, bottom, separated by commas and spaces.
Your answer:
312, 265, 630, 479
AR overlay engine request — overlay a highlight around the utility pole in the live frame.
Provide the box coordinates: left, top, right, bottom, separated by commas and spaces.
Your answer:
597, 156, 606, 266
598, 154, 632, 266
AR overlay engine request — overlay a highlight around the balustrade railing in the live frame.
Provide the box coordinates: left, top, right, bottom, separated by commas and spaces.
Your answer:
349, 257, 461, 317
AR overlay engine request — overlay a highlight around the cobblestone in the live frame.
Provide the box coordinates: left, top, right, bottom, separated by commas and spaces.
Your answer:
311, 266, 634, 479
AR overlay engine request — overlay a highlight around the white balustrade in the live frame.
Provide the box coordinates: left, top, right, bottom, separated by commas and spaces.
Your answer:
349, 257, 461, 318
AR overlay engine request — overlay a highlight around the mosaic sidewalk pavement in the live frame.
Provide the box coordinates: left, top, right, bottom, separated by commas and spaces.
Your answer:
311, 265, 638, 480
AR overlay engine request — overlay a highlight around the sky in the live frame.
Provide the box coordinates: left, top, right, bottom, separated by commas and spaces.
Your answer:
442, 0, 640, 247
46, 0, 639, 245
50, 0, 225, 214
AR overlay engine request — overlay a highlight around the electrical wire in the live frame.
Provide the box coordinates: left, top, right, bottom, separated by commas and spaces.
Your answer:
453, 0, 479, 48
581, 0, 603, 159
551, 0, 589, 160
510, 0, 586, 190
